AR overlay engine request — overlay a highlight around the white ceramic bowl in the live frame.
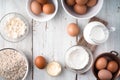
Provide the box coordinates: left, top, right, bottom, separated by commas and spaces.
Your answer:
26, 0, 58, 22
61, 0, 104, 19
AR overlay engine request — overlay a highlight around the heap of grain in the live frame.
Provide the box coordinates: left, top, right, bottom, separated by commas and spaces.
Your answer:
0, 49, 27, 80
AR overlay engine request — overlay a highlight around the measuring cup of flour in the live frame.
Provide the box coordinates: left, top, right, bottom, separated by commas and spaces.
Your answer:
83, 21, 115, 45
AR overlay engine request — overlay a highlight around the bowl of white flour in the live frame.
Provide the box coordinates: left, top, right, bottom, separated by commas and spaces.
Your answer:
0, 48, 29, 80
0, 12, 29, 42
65, 45, 93, 73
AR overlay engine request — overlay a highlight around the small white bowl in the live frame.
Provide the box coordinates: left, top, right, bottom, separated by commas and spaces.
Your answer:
61, 0, 104, 19
26, 0, 58, 22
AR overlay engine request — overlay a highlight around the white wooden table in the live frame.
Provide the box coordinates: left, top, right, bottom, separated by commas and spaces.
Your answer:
0, 0, 120, 80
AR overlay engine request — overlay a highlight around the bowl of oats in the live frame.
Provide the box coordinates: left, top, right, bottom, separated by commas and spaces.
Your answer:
0, 48, 29, 80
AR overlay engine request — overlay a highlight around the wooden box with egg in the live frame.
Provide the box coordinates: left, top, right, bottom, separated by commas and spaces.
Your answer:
92, 51, 120, 80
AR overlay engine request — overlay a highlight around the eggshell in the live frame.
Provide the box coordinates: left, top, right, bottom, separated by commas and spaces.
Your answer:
43, 3, 55, 14
35, 56, 47, 69
107, 61, 118, 73
74, 4, 87, 15
98, 69, 112, 80
75, 0, 88, 5
95, 57, 107, 70
66, 0, 75, 6
36, 0, 47, 4
31, 1, 42, 15
87, 0, 97, 7
67, 23, 80, 37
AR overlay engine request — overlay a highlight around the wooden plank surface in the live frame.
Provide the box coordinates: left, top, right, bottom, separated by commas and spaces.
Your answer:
77, 0, 120, 80
0, 0, 33, 80
0, 0, 120, 80
33, 1, 77, 80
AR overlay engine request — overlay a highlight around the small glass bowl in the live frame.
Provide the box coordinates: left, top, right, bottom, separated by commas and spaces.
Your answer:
0, 12, 29, 42
0, 48, 29, 80
65, 45, 93, 74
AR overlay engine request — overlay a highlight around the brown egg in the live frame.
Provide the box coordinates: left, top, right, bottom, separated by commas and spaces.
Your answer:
67, 23, 80, 37
66, 0, 75, 6
74, 4, 87, 15
31, 1, 42, 15
98, 69, 112, 80
75, 0, 88, 5
36, 0, 47, 4
43, 3, 55, 14
87, 0, 97, 7
35, 56, 47, 69
107, 61, 118, 73
95, 57, 107, 70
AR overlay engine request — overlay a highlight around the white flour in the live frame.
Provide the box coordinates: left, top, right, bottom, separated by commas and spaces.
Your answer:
4, 15, 27, 39
0, 49, 27, 80
65, 46, 89, 70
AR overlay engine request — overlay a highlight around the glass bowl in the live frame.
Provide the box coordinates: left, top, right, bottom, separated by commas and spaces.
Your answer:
0, 12, 29, 42
65, 45, 93, 74
0, 48, 29, 80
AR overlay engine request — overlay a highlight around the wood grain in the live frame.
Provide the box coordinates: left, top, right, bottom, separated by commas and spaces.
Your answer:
0, 0, 120, 80
33, 1, 77, 80
0, 0, 33, 80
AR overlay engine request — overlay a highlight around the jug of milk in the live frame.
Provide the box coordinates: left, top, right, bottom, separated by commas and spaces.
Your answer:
83, 21, 114, 45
